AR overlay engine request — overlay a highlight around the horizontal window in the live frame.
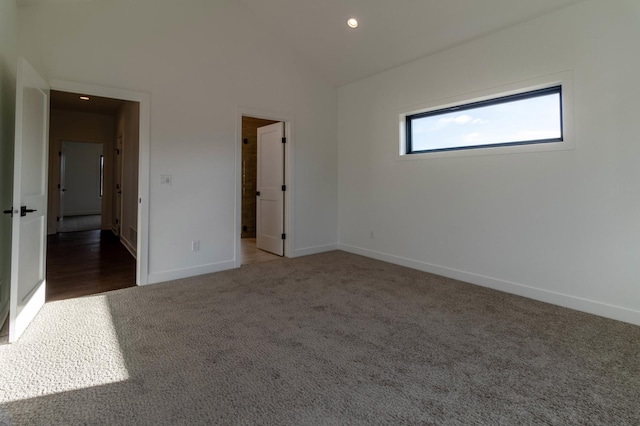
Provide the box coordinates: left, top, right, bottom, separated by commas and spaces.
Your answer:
406, 86, 563, 154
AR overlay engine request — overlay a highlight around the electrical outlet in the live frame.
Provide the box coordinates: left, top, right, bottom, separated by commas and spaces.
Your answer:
191, 240, 200, 251
160, 175, 172, 186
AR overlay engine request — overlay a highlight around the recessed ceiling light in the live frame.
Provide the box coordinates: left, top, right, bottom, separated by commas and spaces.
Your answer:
80, 96, 90, 101
347, 18, 358, 29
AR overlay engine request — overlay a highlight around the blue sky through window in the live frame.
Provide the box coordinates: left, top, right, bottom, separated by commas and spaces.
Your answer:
410, 91, 562, 152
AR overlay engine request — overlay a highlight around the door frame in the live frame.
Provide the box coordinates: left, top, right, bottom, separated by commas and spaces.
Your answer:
54, 137, 106, 234
236, 108, 294, 267
50, 79, 151, 285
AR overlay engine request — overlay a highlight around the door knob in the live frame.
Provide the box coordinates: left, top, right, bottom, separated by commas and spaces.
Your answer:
20, 206, 37, 217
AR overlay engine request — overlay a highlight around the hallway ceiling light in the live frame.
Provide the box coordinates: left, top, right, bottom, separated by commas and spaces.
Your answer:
347, 18, 358, 29
80, 96, 90, 101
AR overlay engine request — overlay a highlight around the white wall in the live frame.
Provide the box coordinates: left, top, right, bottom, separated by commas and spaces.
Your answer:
18, 0, 338, 283
0, 0, 17, 324
62, 141, 103, 216
338, 0, 640, 325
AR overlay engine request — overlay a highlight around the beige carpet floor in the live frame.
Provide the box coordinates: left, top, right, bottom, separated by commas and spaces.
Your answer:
1, 251, 638, 425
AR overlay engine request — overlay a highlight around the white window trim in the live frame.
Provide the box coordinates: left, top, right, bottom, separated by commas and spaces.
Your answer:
396, 70, 574, 160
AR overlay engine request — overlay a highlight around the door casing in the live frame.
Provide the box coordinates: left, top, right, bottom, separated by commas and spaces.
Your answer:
236, 108, 294, 267
50, 79, 151, 285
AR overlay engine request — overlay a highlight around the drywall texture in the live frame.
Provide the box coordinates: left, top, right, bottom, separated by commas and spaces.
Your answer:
48, 109, 114, 234
61, 141, 103, 216
338, 0, 640, 324
0, 0, 17, 323
18, 0, 338, 282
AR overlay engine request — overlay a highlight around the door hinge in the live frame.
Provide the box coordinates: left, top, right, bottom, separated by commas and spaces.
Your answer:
281, 185, 286, 191
58, 151, 62, 156
281, 233, 286, 240
57, 216, 60, 222
243, 138, 248, 145
116, 219, 119, 224
282, 137, 286, 144
256, 191, 260, 196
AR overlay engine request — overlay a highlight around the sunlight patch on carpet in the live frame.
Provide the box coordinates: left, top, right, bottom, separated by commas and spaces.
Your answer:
0, 295, 129, 403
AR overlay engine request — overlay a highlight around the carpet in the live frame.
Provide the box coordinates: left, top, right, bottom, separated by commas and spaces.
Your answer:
0, 251, 638, 425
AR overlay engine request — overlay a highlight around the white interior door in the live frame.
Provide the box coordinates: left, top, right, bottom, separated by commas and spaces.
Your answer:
9, 58, 50, 342
256, 122, 284, 256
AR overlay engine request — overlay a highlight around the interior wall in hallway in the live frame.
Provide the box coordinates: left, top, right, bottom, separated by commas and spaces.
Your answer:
115, 101, 140, 256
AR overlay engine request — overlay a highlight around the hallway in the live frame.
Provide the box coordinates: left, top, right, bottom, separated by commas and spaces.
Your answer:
46, 230, 136, 302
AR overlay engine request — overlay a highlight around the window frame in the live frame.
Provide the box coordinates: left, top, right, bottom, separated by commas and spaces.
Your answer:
406, 85, 563, 155
396, 71, 574, 160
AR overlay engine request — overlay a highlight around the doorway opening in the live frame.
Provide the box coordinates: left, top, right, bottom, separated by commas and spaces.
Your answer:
58, 140, 103, 233
238, 112, 293, 266
46, 89, 142, 301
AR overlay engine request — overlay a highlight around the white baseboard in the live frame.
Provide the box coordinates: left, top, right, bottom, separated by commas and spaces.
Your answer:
292, 243, 338, 258
146, 259, 236, 285
338, 243, 640, 326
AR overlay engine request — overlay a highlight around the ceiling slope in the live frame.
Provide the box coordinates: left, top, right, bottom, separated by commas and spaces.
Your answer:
238, 0, 585, 86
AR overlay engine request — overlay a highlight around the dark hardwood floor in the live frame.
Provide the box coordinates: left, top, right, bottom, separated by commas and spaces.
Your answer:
46, 230, 136, 302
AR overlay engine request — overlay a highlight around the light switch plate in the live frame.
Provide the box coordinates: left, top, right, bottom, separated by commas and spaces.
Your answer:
160, 175, 172, 186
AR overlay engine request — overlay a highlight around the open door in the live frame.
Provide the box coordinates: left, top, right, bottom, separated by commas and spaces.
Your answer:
256, 122, 284, 256
8, 58, 50, 342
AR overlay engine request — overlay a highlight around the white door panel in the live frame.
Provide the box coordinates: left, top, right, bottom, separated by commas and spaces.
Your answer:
9, 58, 49, 342
256, 122, 284, 256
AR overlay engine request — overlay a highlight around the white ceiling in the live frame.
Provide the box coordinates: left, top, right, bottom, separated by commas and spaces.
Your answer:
238, 0, 585, 86
17, 0, 585, 87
